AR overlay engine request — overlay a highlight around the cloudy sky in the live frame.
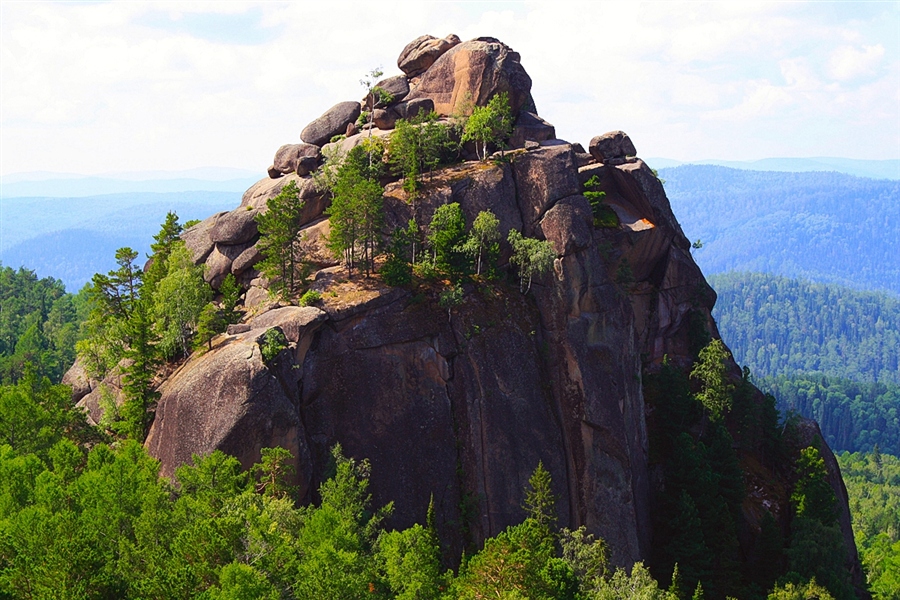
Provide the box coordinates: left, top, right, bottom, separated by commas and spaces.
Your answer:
1, 1, 898, 176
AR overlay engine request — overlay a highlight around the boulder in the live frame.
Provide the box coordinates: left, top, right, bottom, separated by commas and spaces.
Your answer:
205, 242, 253, 289
297, 217, 337, 266
182, 213, 223, 264
392, 98, 434, 121
372, 108, 397, 130
62, 357, 93, 403
321, 128, 394, 158
267, 166, 283, 179
273, 143, 320, 176
231, 244, 262, 275
296, 156, 319, 177
364, 74, 410, 107
397, 34, 461, 77
239, 175, 327, 228
75, 360, 130, 425
345, 122, 359, 137
405, 37, 532, 117
510, 143, 580, 235
145, 327, 320, 497
537, 194, 593, 256
589, 131, 637, 162
300, 101, 362, 147
210, 207, 259, 245
508, 112, 556, 149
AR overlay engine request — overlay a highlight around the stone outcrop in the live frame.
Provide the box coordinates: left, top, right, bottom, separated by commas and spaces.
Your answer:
272, 143, 320, 177
300, 101, 362, 146
590, 130, 637, 163
397, 34, 461, 77
405, 37, 533, 117
128, 33, 865, 583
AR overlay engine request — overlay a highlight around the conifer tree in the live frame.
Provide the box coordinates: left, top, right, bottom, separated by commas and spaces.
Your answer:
255, 180, 306, 298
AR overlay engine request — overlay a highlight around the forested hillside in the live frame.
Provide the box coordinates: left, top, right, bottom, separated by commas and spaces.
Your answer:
838, 451, 900, 598
710, 272, 900, 385
661, 166, 900, 295
710, 272, 900, 455
0, 191, 236, 291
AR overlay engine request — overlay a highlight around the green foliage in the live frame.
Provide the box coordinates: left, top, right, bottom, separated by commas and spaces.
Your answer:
837, 450, 900, 599
507, 230, 556, 293
0, 264, 79, 384
524, 461, 557, 532
691, 339, 734, 421
119, 298, 160, 441
791, 446, 837, 525
381, 227, 414, 287
252, 447, 296, 499
325, 145, 385, 277
428, 203, 469, 279
299, 289, 322, 306
643, 359, 750, 599
592, 562, 678, 600
439, 284, 464, 322
462, 92, 513, 161
388, 111, 457, 195
142, 210, 183, 297
255, 180, 307, 299
377, 523, 446, 600
559, 526, 609, 594
710, 272, 900, 385
194, 302, 224, 352
218, 273, 242, 325
259, 328, 288, 364
152, 241, 211, 359
767, 578, 835, 600
583, 175, 619, 228
461, 210, 501, 277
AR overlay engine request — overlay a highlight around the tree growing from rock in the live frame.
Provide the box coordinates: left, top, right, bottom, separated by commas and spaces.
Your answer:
152, 243, 210, 359
326, 146, 385, 277
427, 202, 469, 279
255, 180, 306, 298
690, 339, 734, 422
507, 230, 555, 293
462, 209, 501, 276
462, 92, 513, 161
388, 111, 455, 196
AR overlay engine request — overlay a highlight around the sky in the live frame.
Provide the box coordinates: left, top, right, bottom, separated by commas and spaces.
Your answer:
1, 1, 898, 177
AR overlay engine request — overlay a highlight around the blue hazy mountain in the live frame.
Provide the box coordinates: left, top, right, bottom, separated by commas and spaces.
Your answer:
660, 165, 900, 296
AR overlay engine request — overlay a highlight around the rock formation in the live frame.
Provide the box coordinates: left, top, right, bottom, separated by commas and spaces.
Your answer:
65, 33, 866, 590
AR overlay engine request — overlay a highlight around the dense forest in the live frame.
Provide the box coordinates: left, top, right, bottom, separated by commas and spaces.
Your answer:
838, 451, 900, 599
660, 166, 900, 296
709, 272, 900, 455
0, 244, 860, 597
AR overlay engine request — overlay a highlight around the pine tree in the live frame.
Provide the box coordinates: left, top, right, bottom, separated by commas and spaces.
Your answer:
256, 180, 306, 298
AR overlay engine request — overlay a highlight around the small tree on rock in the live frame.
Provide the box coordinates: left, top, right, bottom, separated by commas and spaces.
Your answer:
256, 180, 306, 299
507, 230, 556, 293
462, 92, 513, 160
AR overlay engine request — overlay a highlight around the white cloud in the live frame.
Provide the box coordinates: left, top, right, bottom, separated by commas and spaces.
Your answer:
1, 1, 898, 175
829, 44, 885, 80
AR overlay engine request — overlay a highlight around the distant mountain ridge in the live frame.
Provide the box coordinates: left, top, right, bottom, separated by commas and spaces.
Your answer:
1, 167, 259, 197
661, 165, 900, 296
649, 157, 900, 181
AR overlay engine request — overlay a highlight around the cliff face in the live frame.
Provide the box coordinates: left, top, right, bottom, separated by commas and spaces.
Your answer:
71, 34, 864, 582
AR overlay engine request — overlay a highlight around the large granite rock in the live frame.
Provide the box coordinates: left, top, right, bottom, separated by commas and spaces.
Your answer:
405, 37, 533, 117
210, 207, 259, 245
182, 212, 223, 264
510, 143, 581, 235
590, 131, 637, 162
145, 309, 327, 497
272, 143, 320, 176
397, 34, 461, 77
300, 101, 362, 147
